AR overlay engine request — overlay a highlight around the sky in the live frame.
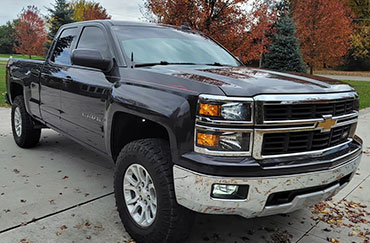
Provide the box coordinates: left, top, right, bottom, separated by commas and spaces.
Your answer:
0, 0, 144, 25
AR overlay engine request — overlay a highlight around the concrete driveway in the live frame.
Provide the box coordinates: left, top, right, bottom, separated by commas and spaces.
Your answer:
0, 107, 369, 243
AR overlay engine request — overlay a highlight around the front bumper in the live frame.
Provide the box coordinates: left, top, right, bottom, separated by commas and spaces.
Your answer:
173, 153, 362, 218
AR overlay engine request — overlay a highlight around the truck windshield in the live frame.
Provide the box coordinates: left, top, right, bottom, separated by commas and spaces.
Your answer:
113, 26, 241, 67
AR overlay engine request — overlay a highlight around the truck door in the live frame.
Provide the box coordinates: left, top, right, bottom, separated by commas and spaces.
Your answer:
60, 25, 113, 153
40, 27, 79, 128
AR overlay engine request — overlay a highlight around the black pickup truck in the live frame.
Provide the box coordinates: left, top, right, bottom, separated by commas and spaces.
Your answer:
5, 20, 362, 243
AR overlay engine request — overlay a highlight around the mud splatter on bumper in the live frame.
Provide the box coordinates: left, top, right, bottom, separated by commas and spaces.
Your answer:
173, 154, 362, 218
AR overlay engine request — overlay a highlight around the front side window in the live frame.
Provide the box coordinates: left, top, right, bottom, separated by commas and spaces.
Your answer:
51, 28, 78, 65
77, 26, 110, 58
113, 26, 241, 67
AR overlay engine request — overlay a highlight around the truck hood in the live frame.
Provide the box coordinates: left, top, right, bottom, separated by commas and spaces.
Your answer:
145, 66, 354, 97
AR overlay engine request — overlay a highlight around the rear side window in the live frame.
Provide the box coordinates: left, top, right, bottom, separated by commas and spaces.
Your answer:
51, 28, 78, 65
77, 26, 110, 58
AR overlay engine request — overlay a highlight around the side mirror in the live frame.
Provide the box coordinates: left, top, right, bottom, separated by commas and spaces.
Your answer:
71, 49, 113, 72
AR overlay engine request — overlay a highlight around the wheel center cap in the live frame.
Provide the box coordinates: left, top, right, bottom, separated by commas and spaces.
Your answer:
141, 190, 147, 199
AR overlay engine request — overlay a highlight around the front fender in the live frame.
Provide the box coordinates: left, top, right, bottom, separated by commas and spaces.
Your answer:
105, 82, 198, 163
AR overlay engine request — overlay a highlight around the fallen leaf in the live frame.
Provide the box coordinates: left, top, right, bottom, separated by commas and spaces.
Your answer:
327, 237, 339, 243
20, 239, 32, 243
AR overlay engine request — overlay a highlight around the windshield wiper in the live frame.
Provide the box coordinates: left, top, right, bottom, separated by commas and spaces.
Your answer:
205, 62, 232, 67
135, 61, 197, 68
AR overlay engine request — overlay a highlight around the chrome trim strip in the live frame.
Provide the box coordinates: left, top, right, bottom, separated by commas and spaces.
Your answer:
199, 94, 254, 102
195, 124, 254, 133
256, 117, 357, 133
254, 92, 358, 104
196, 116, 253, 125
262, 112, 358, 126
262, 145, 361, 169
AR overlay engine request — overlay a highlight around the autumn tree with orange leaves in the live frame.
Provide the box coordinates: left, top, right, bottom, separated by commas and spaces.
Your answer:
143, 0, 275, 64
71, 0, 111, 22
294, 0, 353, 74
14, 6, 47, 58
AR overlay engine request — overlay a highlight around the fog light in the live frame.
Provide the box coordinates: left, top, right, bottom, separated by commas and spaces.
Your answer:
211, 184, 249, 200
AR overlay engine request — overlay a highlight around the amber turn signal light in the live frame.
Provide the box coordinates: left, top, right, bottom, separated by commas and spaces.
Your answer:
197, 132, 219, 147
199, 103, 221, 117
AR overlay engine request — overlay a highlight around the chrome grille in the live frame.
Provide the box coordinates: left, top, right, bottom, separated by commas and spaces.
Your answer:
253, 93, 359, 159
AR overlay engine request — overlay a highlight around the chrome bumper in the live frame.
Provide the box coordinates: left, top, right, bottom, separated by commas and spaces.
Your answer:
173, 154, 361, 218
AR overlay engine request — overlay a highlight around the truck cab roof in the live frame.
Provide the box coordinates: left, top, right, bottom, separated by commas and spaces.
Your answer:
61, 19, 179, 29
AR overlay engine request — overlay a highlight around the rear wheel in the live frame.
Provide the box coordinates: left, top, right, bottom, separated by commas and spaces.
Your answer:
11, 96, 41, 148
114, 139, 194, 243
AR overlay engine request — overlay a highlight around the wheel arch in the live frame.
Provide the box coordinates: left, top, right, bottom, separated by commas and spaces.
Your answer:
9, 82, 24, 102
109, 111, 173, 162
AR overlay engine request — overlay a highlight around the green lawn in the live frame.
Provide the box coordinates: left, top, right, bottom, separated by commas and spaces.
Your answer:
0, 64, 6, 106
0, 54, 44, 60
342, 81, 370, 110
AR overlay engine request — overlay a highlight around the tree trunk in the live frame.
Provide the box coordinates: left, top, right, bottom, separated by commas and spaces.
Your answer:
29, 55, 31, 59
259, 55, 263, 68
310, 64, 313, 75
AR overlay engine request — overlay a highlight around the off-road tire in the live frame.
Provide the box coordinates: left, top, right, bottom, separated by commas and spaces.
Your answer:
11, 96, 41, 148
114, 138, 195, 243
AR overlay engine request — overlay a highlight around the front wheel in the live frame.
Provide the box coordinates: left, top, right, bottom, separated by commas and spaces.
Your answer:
11, 96, 41, 148
114, 139, 194, 243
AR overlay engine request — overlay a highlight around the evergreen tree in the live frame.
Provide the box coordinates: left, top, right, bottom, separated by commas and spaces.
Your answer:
0, 20, 18, 54
263, 14, 306, 73
46, 0, 75, 44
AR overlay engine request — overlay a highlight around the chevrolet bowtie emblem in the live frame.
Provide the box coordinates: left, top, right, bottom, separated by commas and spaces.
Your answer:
317, 115, 337, 132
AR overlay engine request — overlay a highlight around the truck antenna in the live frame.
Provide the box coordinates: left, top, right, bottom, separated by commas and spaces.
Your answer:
131, 52, 135, 68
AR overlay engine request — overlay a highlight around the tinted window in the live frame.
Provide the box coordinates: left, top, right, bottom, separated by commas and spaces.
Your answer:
77, 27, 110, 58
113, 26, 240, 67
52, 28, 78, 65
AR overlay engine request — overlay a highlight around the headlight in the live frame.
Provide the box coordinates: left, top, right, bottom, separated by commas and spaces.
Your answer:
221, 102, 250, 120
197, 95, 253, 122
195, 95, 254, 156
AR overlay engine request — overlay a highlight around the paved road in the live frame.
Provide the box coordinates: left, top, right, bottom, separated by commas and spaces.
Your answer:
0, 57, 9, 62
318, 74, 370, 81
0, 107, 369, 243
